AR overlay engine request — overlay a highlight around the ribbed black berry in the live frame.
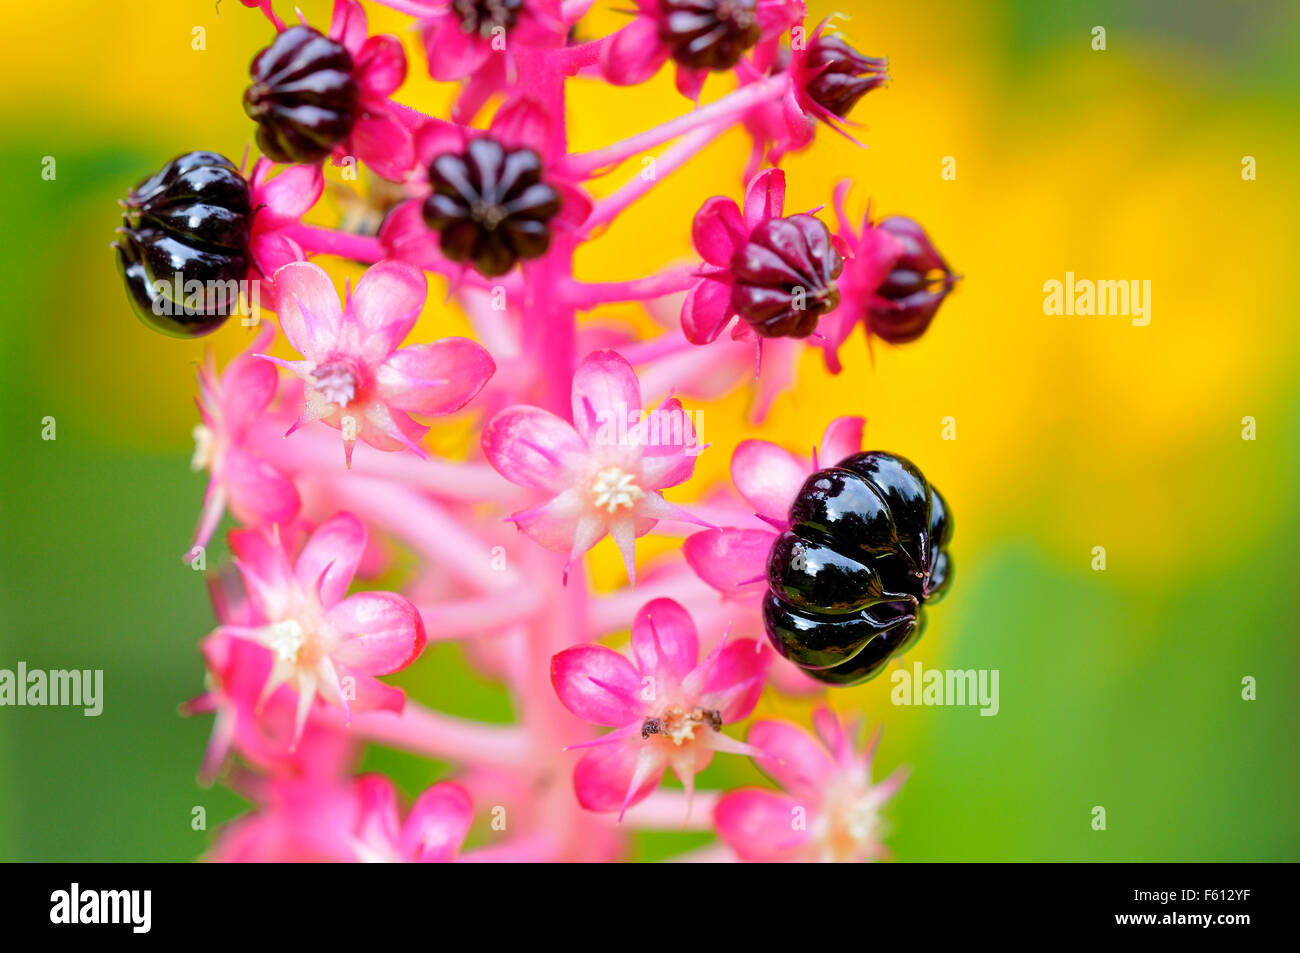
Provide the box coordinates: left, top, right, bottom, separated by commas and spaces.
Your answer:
657, 0, 762, 71
453, 0, 524, 37
763, 451, 953, 685
421, 137, 561, 277
244, 25, 359, 164
112, 151, 252, 338
729, 214, 843, 338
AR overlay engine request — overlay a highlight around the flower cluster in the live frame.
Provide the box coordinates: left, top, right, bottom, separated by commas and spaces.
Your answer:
124, 0, 959, 862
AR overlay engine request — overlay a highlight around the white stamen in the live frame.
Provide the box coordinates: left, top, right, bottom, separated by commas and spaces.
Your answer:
590, 466, 642, 514
191, 424, 215, 472
269, 619, 305, 663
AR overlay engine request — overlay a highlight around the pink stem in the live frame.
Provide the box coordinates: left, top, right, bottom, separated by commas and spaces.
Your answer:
617, 789, 720, 830
566, 265, 699, 309
350, 702, 530, 767
415, 590, 544, 640
459, 832, 562, 863
284, 223, 387, 263
584, 125, 719, 233
563, 74, 789, 178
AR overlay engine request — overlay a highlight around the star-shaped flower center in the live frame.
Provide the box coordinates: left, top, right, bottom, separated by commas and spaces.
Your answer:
312, 361, 358, 408
268, 618, 306, 663
590, 466, 643, 514
642, 706, 722, 745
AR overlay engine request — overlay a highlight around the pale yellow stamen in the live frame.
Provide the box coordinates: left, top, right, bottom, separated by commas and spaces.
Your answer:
590, 466, 642, 514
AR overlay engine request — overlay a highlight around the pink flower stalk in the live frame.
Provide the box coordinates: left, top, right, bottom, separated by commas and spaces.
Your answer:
482, 349, 708, 581
189, 324, 300, 559
217, 512, 427, 745
684, 415, 865, 598
551, 597, 770, 817
715, 707, 907, 862
114, 0, 963, 863
264, 259, 494, 466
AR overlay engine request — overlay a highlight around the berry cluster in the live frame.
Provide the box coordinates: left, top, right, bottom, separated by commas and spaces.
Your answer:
118, 0, 959, 863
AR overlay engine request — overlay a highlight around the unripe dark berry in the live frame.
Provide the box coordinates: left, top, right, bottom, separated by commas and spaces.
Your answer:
421, 137, 562, 277
112, 151, 252, 338
244, 25, 359, 164
657, 0, 762, 71
763, 451, 953, 686
730, 214, 843, 338
868, 215, 958, 344
804, 33, 888, 118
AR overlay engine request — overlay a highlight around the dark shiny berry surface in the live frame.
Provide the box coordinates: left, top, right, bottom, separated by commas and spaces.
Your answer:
454, 0, 524, 37
763, 451, 953, 686
730, 214, 843, 338
244, 25, 359, 164
421, 137, 562, 277
868, 215, 958, 344
804, 34, 888, 118
657, 0, 762, 71
112, 151, 252, 338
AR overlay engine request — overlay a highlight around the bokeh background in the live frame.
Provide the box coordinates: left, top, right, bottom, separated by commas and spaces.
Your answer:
1, 0, 1297, 861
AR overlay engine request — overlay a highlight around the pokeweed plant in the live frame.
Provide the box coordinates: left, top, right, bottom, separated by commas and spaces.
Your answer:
120, 0, 960, 862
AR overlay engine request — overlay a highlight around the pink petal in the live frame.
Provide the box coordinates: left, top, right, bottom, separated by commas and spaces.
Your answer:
329, 591, 426, 674
572, 349, 641, 442
601, 18, 669, 87
682, 527, 774, 594
703, 639, 771, 722
681, 276, 734, 345
401, 782, 473, 863
748, 718, 837, 800
219, 347, 279, 432
730, 438, 806, 521
295, 512, 367, 608
344, 260, 427, 365
424, 20, 490, 82
256, 163, 324, 223
550, 644, 643, 726
349, 113, 416, 183
630, 598, 698, 688
691, 197, 747, 266
488, 95, 550, 154
818, 416, 865, 469
376, 338, 494, 416
714, 789, 812, 862
742, 167, 786, 228
249, 230, 304, 284
340, 667, 406, 714
674, 64, 707, 102
272, 261, 343, 362
228, 527, 293, 608
481, 406, 587, 492
355, 34, 406, 99
510, 489, 596, 555
354, 774, 401, 850
573, 742, 663, 813
629, 396, 700, 489
223, 447, 301, 527
329, 0, 368, 55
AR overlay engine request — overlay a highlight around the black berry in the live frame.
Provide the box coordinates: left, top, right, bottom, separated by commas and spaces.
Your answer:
763, 451, 953, 685
244, 25, 359, 164
730, 214, 843, 338
421, 137, 561, 277
112, 151, 252, 338
657, 0, 762, 71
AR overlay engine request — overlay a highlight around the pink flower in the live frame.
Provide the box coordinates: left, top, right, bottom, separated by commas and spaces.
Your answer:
714, 706, 906, 862
246, 158, 324, 308
602, 0, 804, 103
328, 0, 418, 181
816, 181, 959, 371
481, 350, 707, 581
684, 415, 864, 598
551, 597, 771, 817
218, 512, 428, 745
408, 0, 566, 122
265, 259, 495, 466
350, 775, 474, 862
189, 324, 300, 560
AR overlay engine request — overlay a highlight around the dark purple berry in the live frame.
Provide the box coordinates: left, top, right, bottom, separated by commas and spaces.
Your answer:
763, 451, 953, 686
112, 151, 252, 338
868, 215, 958, 344
421, 137, 562, 277
657, 0, 762, 71
244, 25, 359, 164
730, 214, 843, 338
454, 0, 524, 37
804, 34, 888, 118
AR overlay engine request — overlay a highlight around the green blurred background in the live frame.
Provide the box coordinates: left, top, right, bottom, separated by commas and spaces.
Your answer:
1, 0, 1297, 861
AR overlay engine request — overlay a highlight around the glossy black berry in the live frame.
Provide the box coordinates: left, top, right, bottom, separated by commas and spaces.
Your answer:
657, 0, 762, 71
112, 151, 252, 338
763, 451, 953, 686
421, 137, 562, 277
730, 214, 844, 338
244, 25, 359, 164
454, 0, 524, 37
